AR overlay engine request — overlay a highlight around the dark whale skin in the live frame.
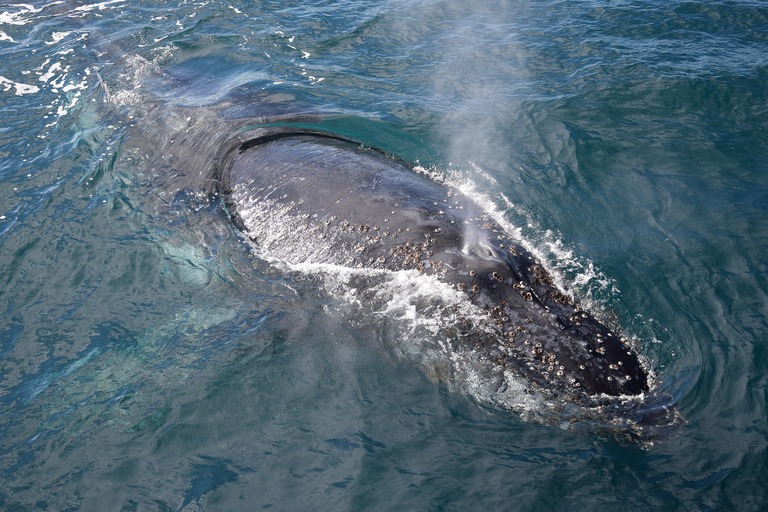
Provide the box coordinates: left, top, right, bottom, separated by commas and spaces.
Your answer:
215, 126, 684, 440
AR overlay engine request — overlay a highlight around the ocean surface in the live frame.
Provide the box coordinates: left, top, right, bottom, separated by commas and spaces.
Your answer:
1, 0, 767, 510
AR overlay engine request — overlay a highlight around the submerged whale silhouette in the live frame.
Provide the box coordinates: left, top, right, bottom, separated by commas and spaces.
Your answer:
212, 124, 684, 442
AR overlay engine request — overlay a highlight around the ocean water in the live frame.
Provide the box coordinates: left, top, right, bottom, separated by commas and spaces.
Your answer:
0, 0, 767, 510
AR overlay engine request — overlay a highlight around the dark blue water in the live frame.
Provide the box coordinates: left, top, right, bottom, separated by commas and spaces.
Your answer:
1, 0, 766, 510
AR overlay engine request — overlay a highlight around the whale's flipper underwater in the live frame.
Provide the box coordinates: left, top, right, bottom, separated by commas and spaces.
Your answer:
207, 124, 684, 444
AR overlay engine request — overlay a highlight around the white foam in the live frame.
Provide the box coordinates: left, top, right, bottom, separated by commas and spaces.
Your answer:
279, 256, 546, 414
0, 3, 47, 26
39, 61, 63, 82
45, 31, 70, 44
73, 0, 125, 13
431, 162, 618, 313
0, 75, 39, 95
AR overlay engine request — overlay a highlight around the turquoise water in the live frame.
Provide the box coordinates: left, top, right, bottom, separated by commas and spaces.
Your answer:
1, 0, 767, 510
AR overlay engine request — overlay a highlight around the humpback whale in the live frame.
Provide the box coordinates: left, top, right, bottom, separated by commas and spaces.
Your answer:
211, 123, 684, 442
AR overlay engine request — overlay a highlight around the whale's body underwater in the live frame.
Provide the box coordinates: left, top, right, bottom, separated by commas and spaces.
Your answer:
203, 123, 684, 443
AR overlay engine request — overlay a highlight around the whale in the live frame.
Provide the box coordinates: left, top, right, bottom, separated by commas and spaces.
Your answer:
98, 57, 683, 442
209, 123, 684, 443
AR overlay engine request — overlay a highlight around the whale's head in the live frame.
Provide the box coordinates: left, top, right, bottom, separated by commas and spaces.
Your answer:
214, 126, 685, 444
